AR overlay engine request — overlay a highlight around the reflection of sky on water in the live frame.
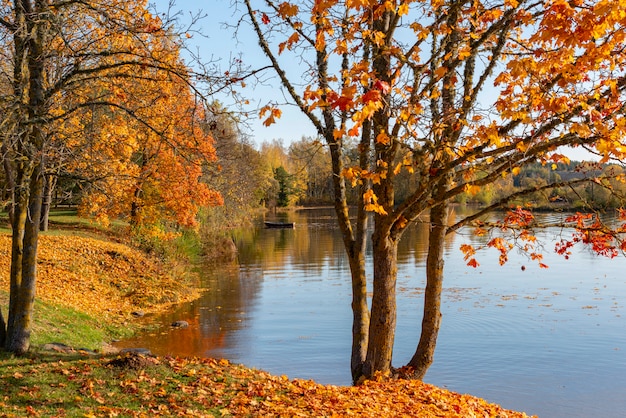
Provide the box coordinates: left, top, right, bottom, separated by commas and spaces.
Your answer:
396, 231, 626, 418
118, 208, 626, 418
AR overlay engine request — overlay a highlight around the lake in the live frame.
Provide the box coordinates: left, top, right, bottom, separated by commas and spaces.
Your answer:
116, 208, 626, 417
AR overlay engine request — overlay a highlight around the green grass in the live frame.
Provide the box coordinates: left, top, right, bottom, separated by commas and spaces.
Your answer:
0, 354, 236, 417
30, 298, 133, 350
0, 290, 133, 352
0, 208, 128, 241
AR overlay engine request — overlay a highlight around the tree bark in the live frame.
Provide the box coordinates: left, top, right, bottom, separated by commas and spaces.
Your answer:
6, 167, 43, 354
348, 249, 368, 382
327, 135, 370, 382
406, 202, 449, 378
360, 7, 399, 380
2, 143, 15, 227
39, 174, 56, 231
363, 231, 398, 378
0, 307, 6, 348
4, 0, 48, 354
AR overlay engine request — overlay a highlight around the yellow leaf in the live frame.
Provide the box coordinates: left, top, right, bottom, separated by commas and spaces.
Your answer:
434, 67, 447, 78
376, 131, 390, 145
465, 184, 480, 195
458, 47, 471, 60
277, 2, 299, 18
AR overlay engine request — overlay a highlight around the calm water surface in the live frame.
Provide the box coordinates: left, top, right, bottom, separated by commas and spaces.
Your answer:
117, 208, 626, 417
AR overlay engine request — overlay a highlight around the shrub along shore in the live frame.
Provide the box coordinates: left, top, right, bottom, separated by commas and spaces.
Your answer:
0, 217, 535, 417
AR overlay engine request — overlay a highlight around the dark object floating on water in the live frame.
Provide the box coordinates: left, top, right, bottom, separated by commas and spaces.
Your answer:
264, 221, 295, 229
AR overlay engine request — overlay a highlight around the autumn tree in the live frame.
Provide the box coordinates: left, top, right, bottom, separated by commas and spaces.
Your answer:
0, 0, 225, 353
202, 102, 274, 226
243, 0, 626, 382
72, 58, 223, 231
259, 139, 304, 207
288, 137, 334, 205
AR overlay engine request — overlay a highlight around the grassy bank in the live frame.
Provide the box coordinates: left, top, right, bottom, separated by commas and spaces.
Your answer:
0, 213, 535, 417
0, 210, 201, 350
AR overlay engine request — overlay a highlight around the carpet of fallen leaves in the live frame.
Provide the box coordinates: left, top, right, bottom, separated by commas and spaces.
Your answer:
0, 234, 199, 324
0, 355, 535, 417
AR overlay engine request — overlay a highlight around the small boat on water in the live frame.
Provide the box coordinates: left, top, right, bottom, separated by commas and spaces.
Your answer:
264, 221, 295, 229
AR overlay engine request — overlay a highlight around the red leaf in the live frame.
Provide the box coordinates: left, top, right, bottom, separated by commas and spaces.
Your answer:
467, 258, 479, 268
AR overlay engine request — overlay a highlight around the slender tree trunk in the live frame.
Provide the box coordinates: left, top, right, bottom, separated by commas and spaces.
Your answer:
131, 152, 148, 226
349, 116, 372, 383
130, 180, 143, 225
328, 135, 370, 381
363, 230, 398, 378
0, 308, 6, 348
406, 202, 449, 378
40, 174, 55, 231
348, 250, 368, 382
2, 143, 15, 227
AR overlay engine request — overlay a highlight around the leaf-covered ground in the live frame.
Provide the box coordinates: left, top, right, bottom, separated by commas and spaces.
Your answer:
0, 354, 534, 417
0, 232, 535, 417
0, 234, 200, 325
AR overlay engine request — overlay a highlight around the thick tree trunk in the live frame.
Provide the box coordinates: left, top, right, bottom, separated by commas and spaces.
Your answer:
363, 231, 398, 378
406, 202, 449, 378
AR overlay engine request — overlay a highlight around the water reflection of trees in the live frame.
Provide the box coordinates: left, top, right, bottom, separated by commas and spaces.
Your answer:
116, 263, 263, 358
122, 207, 568, 357
398, 209, 459, 267
236, 209, 348, 275
243, 208, 458, 271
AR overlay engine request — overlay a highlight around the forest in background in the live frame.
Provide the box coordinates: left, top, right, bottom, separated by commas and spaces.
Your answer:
35, 129, 626, 232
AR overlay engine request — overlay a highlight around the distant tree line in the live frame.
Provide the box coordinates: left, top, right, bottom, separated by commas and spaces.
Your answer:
260, 137, 625, 211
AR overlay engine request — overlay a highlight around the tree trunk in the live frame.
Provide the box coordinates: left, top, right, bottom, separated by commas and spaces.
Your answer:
5, 0, 48, 354
0, 308, 6, 348
1, 143, 15, 227
131, 152, 148, 226
406, 202, 449, 378
348, 120, 372, 383
40, 174, 56, 231
363, 230, 398, 378
348, 250, 369, 382
328, 139, 370, 382
6, 166, 44, 354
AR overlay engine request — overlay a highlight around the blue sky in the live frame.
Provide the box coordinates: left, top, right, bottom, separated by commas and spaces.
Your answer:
150, 1, 596, 161
151, 0, 318, 147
